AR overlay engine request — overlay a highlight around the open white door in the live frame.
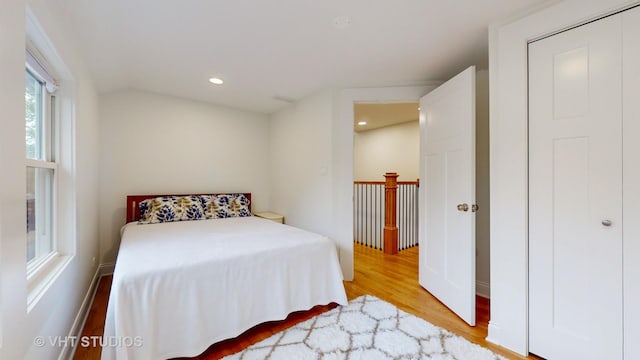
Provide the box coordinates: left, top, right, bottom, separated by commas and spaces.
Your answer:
419, 66, 476, 326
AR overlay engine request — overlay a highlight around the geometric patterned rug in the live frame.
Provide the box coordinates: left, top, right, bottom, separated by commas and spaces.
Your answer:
223, 295, 507, 360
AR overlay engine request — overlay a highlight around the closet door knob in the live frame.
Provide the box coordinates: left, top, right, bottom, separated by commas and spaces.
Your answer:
457, 203, 469, 212
601, 219, 612, 227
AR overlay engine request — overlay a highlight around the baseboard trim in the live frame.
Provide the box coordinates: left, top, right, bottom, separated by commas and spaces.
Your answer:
59, 265, 101, 360
476, 280, 490, 299
61, 262, 115, 360
487, 320, 528, 356
99, 262, 115, 276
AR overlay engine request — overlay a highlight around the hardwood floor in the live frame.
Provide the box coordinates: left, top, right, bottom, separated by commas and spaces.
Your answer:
74, 243, 539, 359
345, 244, 540, 360
73, 272, 111, 360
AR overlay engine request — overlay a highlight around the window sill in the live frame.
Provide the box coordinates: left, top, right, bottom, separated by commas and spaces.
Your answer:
27, 252, 72, 313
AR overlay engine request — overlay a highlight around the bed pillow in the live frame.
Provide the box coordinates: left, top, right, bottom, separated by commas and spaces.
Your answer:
201, 194, 234, 219
138, 196, 179, 224
200, 194, 252, 219
138, 195, 205, 224
230, 193, 252, 217
175, 195, 206, 221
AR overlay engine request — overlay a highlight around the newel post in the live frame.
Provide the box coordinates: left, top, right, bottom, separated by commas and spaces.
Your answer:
383, 172, 399, 255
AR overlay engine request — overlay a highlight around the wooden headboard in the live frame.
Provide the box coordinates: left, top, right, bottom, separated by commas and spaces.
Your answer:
126, 193, 252, 223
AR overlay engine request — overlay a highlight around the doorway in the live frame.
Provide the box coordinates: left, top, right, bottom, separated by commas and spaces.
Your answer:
352, 101, 420, 252
345, 70, 490, 324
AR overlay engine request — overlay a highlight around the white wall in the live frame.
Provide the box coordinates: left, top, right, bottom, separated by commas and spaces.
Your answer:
354, 121, 419, 182
269, 86, 439, 281
269, 91, 334, 236
98, 90, 270, 264
0, 1, 100, 358
270, 85, 434, 280
488, 0, 639, 354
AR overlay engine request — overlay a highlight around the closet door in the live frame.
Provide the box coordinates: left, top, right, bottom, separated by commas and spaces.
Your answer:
528, 14, 623, 360
623, 6, 640, 359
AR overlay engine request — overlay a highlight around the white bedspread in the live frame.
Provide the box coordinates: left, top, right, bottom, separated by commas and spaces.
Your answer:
101, 216, 347, 360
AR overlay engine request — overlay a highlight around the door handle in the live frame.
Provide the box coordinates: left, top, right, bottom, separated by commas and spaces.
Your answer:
457, 203, 469, 212
602, 219, 612, 227
471, 204, 479, 212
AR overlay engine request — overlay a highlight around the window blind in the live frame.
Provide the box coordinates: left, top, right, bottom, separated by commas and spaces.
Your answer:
26, 47, 58, 93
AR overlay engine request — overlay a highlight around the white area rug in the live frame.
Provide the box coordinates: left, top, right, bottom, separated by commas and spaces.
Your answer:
224, 295, 506, 360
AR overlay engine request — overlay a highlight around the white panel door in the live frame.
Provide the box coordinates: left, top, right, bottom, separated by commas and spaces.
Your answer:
528, 14, 623, 360
419, 66, 476, 326
623, 6, 640, 359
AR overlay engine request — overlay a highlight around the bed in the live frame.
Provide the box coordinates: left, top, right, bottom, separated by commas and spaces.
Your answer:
101, 193, 347, 360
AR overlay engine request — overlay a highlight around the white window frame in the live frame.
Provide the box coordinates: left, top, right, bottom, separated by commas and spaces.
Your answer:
25, 8, 76, 311
25, 66, 58, 274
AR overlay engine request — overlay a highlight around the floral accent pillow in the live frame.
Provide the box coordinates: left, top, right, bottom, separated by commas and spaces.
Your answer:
230, 193, 252, 217
139, 195, 205, 224
201, 194, 252, 219
175, 195, 205, 221
201, 194, 233, 219
138, 196, 179, 224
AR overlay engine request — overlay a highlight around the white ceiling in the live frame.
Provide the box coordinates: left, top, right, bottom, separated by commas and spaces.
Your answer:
53, 0, 547, 114
354, 103, 419, 132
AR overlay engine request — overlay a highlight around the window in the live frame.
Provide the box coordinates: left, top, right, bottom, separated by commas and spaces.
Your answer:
25, 10, 76, 310
25, 53, 57, 270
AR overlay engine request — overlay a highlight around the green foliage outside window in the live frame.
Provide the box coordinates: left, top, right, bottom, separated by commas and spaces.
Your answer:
25, 70, 42, 160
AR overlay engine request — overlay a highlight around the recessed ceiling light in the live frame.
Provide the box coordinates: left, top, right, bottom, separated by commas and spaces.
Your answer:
209, 77, 224, 85
333, 16, 351, 29
358, 121, 367, 126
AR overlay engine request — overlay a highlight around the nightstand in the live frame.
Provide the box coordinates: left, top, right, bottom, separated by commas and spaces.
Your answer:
254, 211, 285, 224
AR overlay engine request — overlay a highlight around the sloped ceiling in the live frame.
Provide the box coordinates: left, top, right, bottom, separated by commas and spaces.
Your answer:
52, 0, 549, 113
